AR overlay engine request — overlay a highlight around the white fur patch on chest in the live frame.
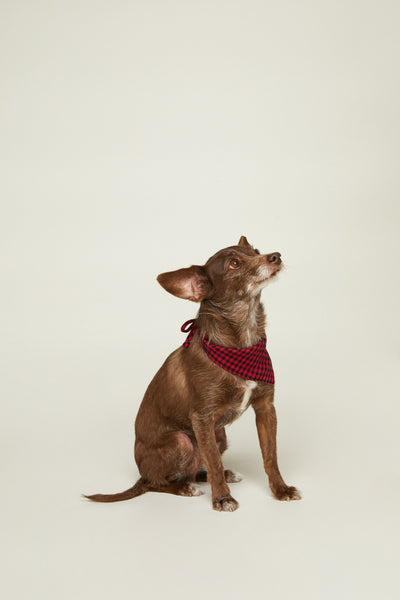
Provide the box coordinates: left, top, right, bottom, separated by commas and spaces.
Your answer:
238, 380, 257, 414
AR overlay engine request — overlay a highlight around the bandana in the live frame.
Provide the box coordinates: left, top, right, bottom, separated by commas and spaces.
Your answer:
181, 319, 275, 384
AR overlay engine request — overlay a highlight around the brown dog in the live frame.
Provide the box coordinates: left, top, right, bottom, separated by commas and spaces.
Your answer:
84, 236, 301, 511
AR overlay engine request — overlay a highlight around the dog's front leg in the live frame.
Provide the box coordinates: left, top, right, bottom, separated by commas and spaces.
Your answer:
252, 390, 301, 501
192, 413, 239, 512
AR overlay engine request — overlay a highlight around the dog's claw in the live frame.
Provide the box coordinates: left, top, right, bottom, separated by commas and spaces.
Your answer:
213, 495, 239, 512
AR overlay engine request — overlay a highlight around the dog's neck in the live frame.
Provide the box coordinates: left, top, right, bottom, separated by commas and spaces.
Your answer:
196, 294, 266, 348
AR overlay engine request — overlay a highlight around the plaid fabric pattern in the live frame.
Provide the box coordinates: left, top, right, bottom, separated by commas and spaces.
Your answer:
181, 319, 275, 384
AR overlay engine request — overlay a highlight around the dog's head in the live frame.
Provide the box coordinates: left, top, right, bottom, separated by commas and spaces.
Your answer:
157, 236, 283, 304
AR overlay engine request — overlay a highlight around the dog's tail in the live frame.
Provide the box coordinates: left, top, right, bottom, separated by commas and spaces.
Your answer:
82, 477, 148, 503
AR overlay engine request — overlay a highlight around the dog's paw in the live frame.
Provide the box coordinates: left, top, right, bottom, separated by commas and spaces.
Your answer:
224, 470, 243, 483
213, 495, 239, 512
273, 485, 302, 501
179, 483, 204, 497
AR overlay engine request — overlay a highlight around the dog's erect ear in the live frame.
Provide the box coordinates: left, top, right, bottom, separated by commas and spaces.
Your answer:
238, 235, 251, 248
157, 266, 212, 302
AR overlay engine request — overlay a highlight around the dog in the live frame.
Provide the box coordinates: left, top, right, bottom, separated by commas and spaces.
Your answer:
84, 236, 301, 511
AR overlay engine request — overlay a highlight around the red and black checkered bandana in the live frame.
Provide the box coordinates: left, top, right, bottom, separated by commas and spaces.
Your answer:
181, 319, 275, 384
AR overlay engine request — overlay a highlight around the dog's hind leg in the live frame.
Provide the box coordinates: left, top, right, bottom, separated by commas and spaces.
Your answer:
85, 432, 205, 503
215, 427, 228, 453
195, 470, 242, 483
136, 431, 204, 497
149, 480, 204, 496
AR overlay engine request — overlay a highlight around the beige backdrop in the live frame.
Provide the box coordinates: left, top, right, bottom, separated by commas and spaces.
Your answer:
1, 1, 399, 599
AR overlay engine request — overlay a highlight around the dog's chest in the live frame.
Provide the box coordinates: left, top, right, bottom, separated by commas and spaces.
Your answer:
238, 380, 258, 414
214, 380, 259, 428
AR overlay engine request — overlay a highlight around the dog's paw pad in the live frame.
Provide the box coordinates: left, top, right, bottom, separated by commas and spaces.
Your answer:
225, 470, 243, 483
213, 495, 239, 512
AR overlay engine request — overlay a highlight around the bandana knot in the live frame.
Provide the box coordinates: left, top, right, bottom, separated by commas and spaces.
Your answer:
180, 319, 275, 384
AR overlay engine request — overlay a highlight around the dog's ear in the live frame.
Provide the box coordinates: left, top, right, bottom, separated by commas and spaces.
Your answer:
238, 235, 251, 247
157, 266, 212, 302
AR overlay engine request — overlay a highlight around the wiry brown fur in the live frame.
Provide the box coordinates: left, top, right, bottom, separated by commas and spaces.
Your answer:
83, 236, 301, 511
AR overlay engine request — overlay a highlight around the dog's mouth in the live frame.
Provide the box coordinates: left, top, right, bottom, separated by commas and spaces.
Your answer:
269, 266, 282, 278
257, 262, 283, 284
271, 260, 283, 275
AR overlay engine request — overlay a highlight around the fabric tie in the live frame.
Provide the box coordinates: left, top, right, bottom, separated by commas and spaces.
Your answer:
181, 319, 197, 348
180, 319, 275, 384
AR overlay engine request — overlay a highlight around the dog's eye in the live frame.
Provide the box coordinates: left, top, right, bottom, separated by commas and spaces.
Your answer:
229, 258, 241, 270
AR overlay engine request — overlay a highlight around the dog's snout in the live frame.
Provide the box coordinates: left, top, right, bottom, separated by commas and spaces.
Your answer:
266, 252, 281, 265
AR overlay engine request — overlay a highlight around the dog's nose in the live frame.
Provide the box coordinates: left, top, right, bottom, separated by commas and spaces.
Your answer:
266, 252, 281, 264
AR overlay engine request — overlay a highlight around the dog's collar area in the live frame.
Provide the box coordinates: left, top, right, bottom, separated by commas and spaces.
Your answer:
180, 319, 274, 384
